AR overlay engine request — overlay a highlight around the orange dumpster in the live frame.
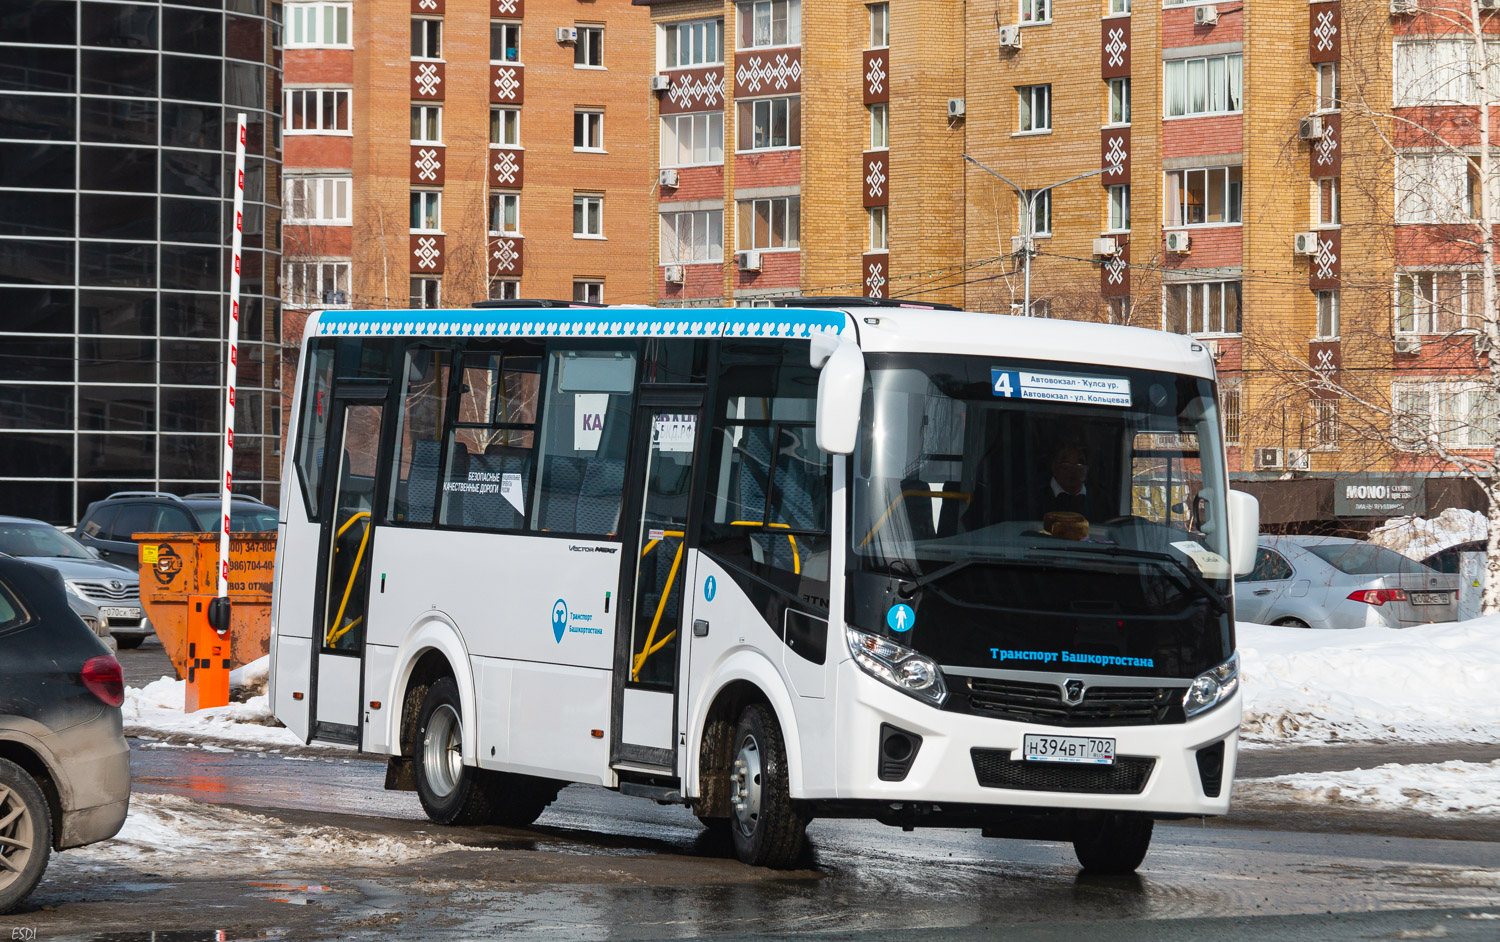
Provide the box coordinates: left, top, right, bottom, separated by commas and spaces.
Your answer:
136, 532, 276, 678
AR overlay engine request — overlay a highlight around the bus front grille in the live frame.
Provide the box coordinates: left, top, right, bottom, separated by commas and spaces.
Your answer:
959, 677, 1185, 727
970, 749, 1155, 794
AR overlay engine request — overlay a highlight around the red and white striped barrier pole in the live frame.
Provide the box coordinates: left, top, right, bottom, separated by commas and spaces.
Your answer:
215, 112, 248, 633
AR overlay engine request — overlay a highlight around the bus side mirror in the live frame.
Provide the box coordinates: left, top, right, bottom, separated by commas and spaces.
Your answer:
1226, 490, 1259, 577
815, 342, 864, 455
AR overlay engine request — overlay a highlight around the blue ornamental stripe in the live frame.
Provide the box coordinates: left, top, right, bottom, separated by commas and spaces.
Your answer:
313, 307, 849, 340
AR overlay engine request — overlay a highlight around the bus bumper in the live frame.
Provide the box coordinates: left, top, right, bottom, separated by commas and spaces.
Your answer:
828, 659, 1241, 818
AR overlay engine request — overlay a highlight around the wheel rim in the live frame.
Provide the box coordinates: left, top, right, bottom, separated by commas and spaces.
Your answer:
0, 782, 35, 892
422, 704, 464, 799
729, 732, 764, 838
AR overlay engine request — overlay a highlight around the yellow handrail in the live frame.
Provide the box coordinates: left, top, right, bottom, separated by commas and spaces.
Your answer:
631, 537, 684, 681
730, 520, 800, 575
639, 529, 685, 559
325, 511, 371, 648
858, 490, 971, 547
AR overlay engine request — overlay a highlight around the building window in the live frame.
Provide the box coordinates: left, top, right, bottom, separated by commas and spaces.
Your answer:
491, 22, 521, 62
574, 195, 604, 237
286, 2, 350, 48
1397, 154, 1471, 223
869, 2, 889, 47
1108, 295, 1133, 325
737, 0, 801, 49
574, 110, 604, 151
1020, 0, 1050, 23
736, 95, 801, 150
490, 107, 520, 146
411, 17, 442, 60
1220, 379, 1242, 446
411, 105, 442, 144
285, 176, 351, 224
1395, 40, 1482, 105
285, 88, 351, 133
660, 112, 724, 166
490, 278, 520, 300
1164, 54, 1243, 117
1163, 281, 1243, 335
574, 280, 604, 304
1317, 289, 1339, 338
410, 276, 441, 309
488, 192, 520, 235
1018, 84, 1050, 132
1108, 184, 1131, 232
575, 26, 604, 66
1393, 382, 1498, 449
410, 190, 441, 232
284, 259, 351, 307
868, 206, 888, 251
665, 18, 724, 67
869, 102, 888, 148
1395, 271, 1471, 334
1109, 0, 1131, 13
1020, 189, 1051, 236
737, 196, 800, 250
1317, 177, 1340, 227
660, 209, 724, 263
1108, 77, 1131, 125
1316, 61, 1340, 111
1165, 166, 1242, 226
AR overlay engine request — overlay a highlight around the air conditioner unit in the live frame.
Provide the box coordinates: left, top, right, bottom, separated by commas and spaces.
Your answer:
948, 98, 966, 118
1477, 331, 1495, 355
1194, 4, 1218, 25
1390, 0, 1418, 14
997, 25, 1022, 50
663, 265, 685, 284
1298, 115, 1325, 140
1253, 447, 1284, 471
1164, 230, 1191, 253
658, 168, 679, 188
649, 74, 671, 92
1294, 231, 1320, 256
1287, 449, 1312, 472
1482, 0, 1500, 10
1394, 335, 1422, 355
556, 26, 577, 43
736, 250, 762, 271
1011, 235, 1034, 255
1092, 237, 1119, 257
1202, 338, 1222, 360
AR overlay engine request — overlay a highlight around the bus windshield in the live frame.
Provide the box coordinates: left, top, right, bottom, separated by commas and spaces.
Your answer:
849, 354, 1233, 679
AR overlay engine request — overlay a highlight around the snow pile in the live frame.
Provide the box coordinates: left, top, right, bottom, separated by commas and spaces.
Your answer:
1242, 759, 1500, 816
229, 654, 271, 699
1367, 508, 1487, 561
123, 663, 302, 749
1238, 615, 1500, 745
65, 793, 467, 876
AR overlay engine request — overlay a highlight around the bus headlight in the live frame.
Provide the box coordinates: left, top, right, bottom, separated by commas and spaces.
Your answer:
845, 627, 948, 707
1183, 652, 1240, 718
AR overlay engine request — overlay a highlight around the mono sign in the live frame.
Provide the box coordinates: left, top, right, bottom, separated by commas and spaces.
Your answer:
1333, 476, 1425, 516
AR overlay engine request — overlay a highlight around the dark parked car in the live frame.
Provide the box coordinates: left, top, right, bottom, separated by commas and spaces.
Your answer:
0, 517, 148, 648
0, 556, 131, 914
75, 491, 278, 567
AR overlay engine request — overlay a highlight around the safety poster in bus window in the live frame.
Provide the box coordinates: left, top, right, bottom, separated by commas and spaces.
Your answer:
653, 414, 696, 452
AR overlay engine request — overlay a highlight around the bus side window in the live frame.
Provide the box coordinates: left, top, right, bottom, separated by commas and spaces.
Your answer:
388, 347, 451, 524
437, 345, 541, 531
294, 343, 335, 521
531, 345, 637, 537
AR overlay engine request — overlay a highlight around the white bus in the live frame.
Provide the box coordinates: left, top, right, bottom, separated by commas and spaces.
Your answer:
269, 299, 1258, 873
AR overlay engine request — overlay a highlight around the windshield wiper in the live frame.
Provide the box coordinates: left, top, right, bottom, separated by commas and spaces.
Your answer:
1027, 544, 1229, 616
908, 554, 1051, 591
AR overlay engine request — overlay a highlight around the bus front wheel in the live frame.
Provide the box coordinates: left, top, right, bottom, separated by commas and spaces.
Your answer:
1072, 812, 1153, 874
414, 677, 495, 826
727, 704, 806, 868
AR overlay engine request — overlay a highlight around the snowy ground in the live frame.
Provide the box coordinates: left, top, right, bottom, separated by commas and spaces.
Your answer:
1241, 759, 1500, 817
122, 655, 303, 749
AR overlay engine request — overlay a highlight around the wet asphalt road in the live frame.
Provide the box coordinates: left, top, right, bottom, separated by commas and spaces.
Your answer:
9, 638, 1493, 941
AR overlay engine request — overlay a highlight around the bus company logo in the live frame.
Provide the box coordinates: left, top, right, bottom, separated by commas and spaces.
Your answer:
1063, 679, 1085, 705
551, 599, 568, 643
152, 544, 183, 585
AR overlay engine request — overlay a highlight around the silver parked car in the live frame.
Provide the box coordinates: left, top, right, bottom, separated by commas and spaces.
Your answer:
0, 516, 150, 648
1235, 535, 1461, 629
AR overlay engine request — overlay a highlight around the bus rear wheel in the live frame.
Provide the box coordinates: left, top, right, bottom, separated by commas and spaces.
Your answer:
727, 704, 806, 868
1072, 812, 1153, 874
414, 677, 496, 826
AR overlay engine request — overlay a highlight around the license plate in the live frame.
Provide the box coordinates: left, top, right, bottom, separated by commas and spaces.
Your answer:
99, 607, 141, 619
1409, 592, 1448, 606
1021, 734, 1116, 765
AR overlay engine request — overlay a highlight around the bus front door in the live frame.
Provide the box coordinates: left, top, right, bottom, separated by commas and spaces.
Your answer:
613, 393, 705, 772
310, 397, 386, 746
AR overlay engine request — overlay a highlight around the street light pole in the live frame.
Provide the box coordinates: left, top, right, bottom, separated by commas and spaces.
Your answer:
962, 154, 1109, 316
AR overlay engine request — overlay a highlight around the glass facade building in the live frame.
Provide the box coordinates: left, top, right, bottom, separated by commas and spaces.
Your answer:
0, 0, 283, 523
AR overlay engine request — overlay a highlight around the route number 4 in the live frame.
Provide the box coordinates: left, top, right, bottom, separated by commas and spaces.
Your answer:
992, 370, 1018, 398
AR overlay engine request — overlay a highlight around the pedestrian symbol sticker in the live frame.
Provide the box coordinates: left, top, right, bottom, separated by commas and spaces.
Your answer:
552, 599, 568, 643
704, 575, 717, 601
887, 603, 914, 633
